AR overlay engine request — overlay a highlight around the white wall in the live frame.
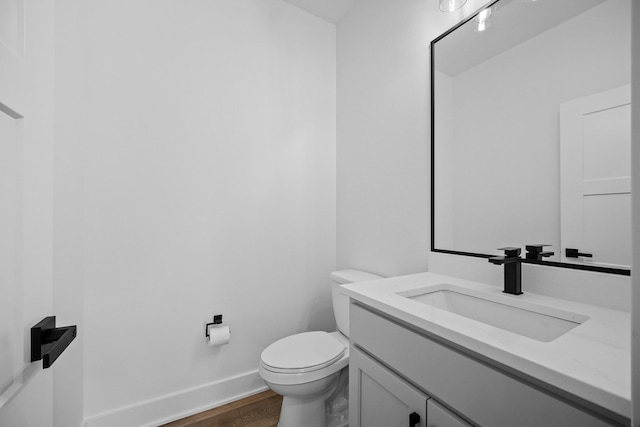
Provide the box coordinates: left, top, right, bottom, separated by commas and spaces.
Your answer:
55, 1, 336, 424
631, 1, 640, 424
336, 0, 476, 277
434, 70, 455, 248
53, 1, 89, 426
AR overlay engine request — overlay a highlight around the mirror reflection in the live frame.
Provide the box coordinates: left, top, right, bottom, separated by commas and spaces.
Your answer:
432, 0, 631, 273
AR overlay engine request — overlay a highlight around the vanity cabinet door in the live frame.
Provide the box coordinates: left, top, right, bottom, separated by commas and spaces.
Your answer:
427, 400, 471, 427
350, 346, 428, 427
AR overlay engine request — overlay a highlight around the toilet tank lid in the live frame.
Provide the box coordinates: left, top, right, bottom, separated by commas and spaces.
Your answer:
330, 269, 383, 284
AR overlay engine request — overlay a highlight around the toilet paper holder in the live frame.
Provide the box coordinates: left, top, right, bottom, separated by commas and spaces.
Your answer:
31, 316, 77, 369
205, 314, 223, 337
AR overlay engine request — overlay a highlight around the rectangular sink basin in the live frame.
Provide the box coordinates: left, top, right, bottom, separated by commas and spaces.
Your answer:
397, 284, 590, 342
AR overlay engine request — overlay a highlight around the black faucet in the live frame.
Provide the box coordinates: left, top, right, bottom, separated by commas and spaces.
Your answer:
488, 247, 522, 295
525, 244, 554, 261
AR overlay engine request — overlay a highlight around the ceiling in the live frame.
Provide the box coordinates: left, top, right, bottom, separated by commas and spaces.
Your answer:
435, 0, 608, 76
281, 0, 359, 24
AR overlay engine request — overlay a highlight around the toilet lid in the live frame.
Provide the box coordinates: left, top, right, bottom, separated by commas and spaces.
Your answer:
261, 331, 346, 373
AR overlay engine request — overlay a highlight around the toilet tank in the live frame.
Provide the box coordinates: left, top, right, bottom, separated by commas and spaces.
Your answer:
331, 270, 383, 337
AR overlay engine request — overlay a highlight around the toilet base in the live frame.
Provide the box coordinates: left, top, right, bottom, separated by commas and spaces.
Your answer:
277, 384, 337, 427
259, 332, 351, 427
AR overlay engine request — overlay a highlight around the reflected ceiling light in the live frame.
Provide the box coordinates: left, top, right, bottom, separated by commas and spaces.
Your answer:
439, 0, 467, 13
474, 7, 492, 32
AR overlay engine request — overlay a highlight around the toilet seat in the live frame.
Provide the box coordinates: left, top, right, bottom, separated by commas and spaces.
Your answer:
259, 332, 350, 386
261, 331, 346, 374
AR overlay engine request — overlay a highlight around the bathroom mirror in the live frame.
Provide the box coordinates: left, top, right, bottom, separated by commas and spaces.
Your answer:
431, 0, 631, 274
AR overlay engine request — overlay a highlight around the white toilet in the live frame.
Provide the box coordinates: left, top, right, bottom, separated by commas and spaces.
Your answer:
259, 270, 382, 427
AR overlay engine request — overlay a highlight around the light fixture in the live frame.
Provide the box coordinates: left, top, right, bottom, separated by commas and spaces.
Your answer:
439, 0, 467, 13
474, 7, 492, 32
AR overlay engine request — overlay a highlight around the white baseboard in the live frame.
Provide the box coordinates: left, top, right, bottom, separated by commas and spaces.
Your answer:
83, 370, 267, 427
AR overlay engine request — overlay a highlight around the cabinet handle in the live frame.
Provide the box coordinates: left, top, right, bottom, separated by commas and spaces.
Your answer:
409, 411, 420, 426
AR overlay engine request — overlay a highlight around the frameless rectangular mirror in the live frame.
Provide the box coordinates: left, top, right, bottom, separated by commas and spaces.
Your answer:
431, 0, 631, 274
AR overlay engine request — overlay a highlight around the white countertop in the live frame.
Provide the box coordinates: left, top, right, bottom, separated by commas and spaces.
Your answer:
341, 272, 631, 419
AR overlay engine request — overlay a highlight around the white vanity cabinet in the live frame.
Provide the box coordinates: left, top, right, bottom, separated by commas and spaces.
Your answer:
349, 302, 624, 427
350, 345, 470, 427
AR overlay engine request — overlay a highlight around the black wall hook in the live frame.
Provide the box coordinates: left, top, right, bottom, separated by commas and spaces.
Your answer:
31, 316, 77, 369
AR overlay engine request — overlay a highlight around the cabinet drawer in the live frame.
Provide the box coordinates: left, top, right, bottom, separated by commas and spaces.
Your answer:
351, 303, 619, 427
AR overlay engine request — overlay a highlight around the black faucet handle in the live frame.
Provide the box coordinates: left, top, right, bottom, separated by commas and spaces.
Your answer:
525, 244, 551, 253
566, 248, 593, 258
525, 244, 554, 260
497, 247, 521, 258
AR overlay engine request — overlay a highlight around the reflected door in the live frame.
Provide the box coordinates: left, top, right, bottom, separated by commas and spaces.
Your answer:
560, 85, 631, 267
0, 0, 56, 425
0, 85, 23, 409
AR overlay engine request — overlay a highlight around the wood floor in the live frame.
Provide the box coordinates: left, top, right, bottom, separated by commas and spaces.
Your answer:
160, 390, 282, 427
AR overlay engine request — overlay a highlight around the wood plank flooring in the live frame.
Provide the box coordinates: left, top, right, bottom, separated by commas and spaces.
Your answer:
161, 390, 282, 427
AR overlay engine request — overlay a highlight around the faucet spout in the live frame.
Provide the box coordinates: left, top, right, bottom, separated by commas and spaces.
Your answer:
489, 256, 520, 265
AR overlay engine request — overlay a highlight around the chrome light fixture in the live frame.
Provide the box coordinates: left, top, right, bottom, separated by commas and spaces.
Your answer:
439, 0, 467, 12
474, 7, 492, 32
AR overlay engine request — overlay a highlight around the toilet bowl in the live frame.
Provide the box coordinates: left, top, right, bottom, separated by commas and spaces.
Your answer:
260, 331, 349, 427
259, 270, 382, 427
